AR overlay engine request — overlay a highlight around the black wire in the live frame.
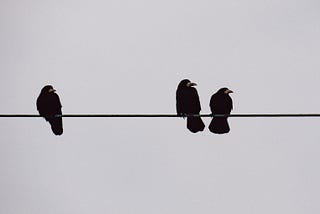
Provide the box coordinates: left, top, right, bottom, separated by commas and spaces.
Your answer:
0, 114, 320, 118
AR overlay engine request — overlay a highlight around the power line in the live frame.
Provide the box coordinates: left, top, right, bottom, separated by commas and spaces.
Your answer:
0, 114, 320, 118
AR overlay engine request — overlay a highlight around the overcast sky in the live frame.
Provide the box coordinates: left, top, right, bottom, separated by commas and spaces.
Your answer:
1, 0, 320, 213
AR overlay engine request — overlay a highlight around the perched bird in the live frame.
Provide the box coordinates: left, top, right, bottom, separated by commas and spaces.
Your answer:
176, 79, 205, 133
36, 85, 63, 135
209, 87, 233, 134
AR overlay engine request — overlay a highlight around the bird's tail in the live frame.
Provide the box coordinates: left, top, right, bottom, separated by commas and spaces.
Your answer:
187, 117, 205, 133
48, 118, 63, 135
209, 117, 230, 134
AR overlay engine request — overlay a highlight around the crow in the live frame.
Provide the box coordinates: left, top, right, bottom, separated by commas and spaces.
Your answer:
36, 85, 63, 135
176, 79, 205, 133
209, 87, 233, 134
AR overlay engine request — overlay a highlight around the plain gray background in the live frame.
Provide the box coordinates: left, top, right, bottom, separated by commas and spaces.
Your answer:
1, 0, 320, 213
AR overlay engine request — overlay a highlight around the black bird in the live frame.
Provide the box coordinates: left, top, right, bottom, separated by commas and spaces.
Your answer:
176, 79, 205, 133
209, 87, 233, 134
36, 85, 63, 135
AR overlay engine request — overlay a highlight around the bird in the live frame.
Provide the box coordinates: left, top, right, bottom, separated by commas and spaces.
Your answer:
209, 87, 233, 134
36, 85, 63, 135
176, 79, 205, 133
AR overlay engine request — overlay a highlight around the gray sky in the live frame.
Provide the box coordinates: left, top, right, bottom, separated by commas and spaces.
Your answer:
1, 0, 320, 213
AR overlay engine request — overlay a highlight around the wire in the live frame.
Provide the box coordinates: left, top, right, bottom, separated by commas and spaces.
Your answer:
0, 114, 320, 118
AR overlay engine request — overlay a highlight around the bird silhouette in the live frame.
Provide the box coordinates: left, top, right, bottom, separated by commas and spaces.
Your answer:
209, 87, 233, 134
176, 79, 205, 133
36, 85, 63, 135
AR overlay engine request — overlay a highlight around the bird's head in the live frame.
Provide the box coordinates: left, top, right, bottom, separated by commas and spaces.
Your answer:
218, 87, 233, 94
41, 85, 56, 94
178, 79, 197, 89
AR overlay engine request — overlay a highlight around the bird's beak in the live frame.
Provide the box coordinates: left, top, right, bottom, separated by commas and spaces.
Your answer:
187, 82, 197, 87
225, 89, 233, 94
49, 89, 56, 93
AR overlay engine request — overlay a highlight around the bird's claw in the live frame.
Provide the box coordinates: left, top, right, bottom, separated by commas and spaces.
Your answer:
178, 113, 187, 118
